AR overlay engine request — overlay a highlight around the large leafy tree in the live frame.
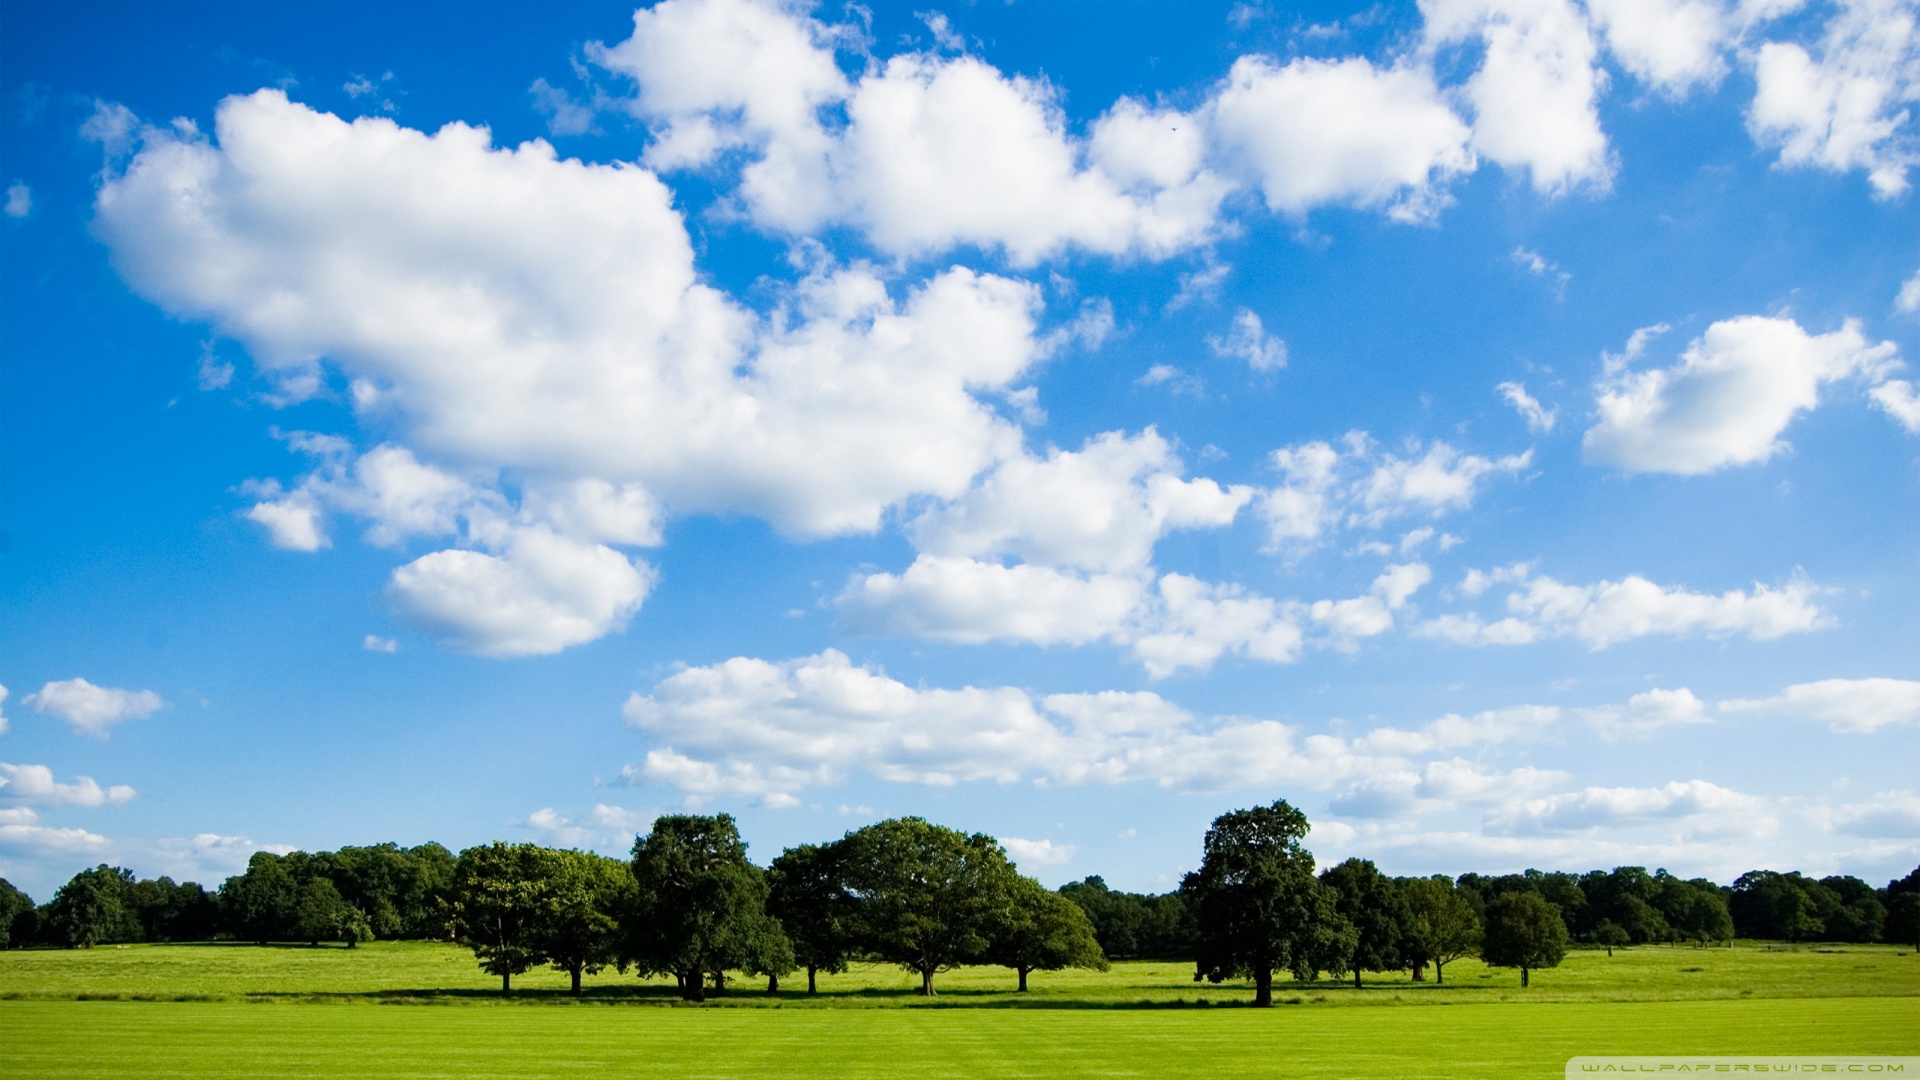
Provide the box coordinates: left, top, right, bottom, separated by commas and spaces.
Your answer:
1319, 858, 1408, 989
628, 813, 788, 1001
292, 877, 371, 946
838, 816, 1019, 996
450, 842, 555, 993
1885, 892, 1920, 953
989, 875, 1108, 991
767, 842, 856, 994
45, 865, 141, 948
1399, 875, 1479, 983
1058, 877, 1192, 961
1729, 871, 1828, 941
221, 852, 302, 943
1481, 891, 1568, 987
542, 849, 635, 995
1181, 800, 1353, 1007
1, 878, 37, 949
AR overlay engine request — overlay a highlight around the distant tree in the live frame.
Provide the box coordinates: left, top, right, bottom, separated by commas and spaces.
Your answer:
1885, 893, 1920, 953
1581, 868, 1668, 943
767, 842, 856, 994
292, 877, 370, 946
989, 875, 1108, 991
1593, 920, 1631, 956
0, 879, 36, 949
1730, 871, 1826, 941
838, 816, 1019, 997
1653, 873, 1733, 946
450, 842, 553, 993
1481, 891, 1568, 987
1320, 859, 1409, 989
127, 878, 222, 943
45, 866, 141, 948
1816, 876, 1886, 943
541, 850, 634, 995
222, 852, 302, 943
628, 814, 787, 1001
1886, 865, 1920, 899
1058, 877, 1192, 961
1401, 875, 1480, 983
1182, 800, 1353, 1007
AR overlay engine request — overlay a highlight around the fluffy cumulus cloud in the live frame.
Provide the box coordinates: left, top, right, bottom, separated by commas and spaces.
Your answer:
1209, 54, 1473, 220
1421, 0, 1615, 194
1579, 687, 1713, 739
1260, 433, 1531, 552
23, 679, 163, 738
1825, 791, 1920, 838
92, 89, 1080, 654
0, 763, 136, 807
1720, 677, 1920, 732
1421, 564, 1829, 648
1587, 0, 1732, 95
522, 803, 657, 847
1489, 779, 1775, 837
1748, 0, 1920, 198
1001, 837, 1077, 868
1583, 315, 1900, 474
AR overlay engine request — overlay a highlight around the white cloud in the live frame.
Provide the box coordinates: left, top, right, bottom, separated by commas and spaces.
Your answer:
1002, 836, 1077, 868
1587, 0, 1732, 94
838, 558, 1145, 647
1719, 677, 1920, 732
595, 0, 1228, 262
906, 429, 1252, 575
244, 488, 329, 551
1207, 308, 1288, 371
388, 527, 655, 658
1898, 269, 1920, 313
0, 763, 136, 807
1497, 380, 1558, 432
1208, 54, 1474, 221
1580, 687, 1713, 739
1491, 779, 1773, 836
0, 684, 9, 736
1351, 703, 1562, 755
1748, 0, 1920, 198
1421, 0, 1615, 194
1130, 573, 1306, 676
1583, 315, 1899, 474
0, 807, 111, 857
1259, 433, 1530, 553
1419, 567, 1830, 648
1826, 791, 1920, 838
1870, 379, 1920, 433
23, 678, 163, 738
4, 182, 30, 219
1309, 563, 1432, 646
363, 635, 398, 653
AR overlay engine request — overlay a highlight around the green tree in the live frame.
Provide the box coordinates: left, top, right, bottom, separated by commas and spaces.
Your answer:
292, 877, 370, 946
45, 866, 141, 948
221, 852, 301, 943
1884, 892, 1920, 953
1, 878, 37, 949
1593, 920, 1631, 956
838, 816, 1018, 997
767, 842, 856, 994
989, 875, 1108, 991
1729, 871, 1826, 941
542, 850, 634, 995
628, 813, 787, 1001
1058, 877, 1192, 960
1400, 875, 1480, 982
1481, 890, 1568, 987
1181, 800, 1353, 1007
1319, 859, 1408, 989
450, 842, 554, 993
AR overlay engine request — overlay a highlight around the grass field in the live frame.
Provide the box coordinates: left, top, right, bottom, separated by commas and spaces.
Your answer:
3, 943, 1917, 1078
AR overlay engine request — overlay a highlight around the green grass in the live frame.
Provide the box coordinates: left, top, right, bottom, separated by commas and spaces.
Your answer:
2, 943, 1916, 1078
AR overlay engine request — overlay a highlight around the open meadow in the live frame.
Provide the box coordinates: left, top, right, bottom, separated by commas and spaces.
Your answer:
3, 942, 1917, 1078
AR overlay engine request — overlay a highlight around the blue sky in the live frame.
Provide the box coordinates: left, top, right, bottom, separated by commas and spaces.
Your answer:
2, 0, 1917, 902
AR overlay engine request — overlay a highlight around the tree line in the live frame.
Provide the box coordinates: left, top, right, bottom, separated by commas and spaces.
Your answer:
4, 802, 1917, 1006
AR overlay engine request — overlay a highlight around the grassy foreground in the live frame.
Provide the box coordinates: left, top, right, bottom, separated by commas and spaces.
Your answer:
2, 943, 1916, 1078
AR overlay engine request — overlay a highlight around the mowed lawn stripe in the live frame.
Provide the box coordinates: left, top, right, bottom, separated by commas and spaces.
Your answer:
4, 997, 1917, 1080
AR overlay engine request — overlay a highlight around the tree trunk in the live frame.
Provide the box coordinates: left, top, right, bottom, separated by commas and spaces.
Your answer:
1606, 944, 1613, 957
766, 972, 778, 995
919, 968, 936, 996
807, 965, 818, 995
571, 964, 583, 995
1253, 967, 1273, 1008
501, 970, 511, 995
1353, 965, 1362, 990
685, 966, 705, 1002
712, 969, 726, 995
1017, 966, 1030, 992
1411, 962, 1426, 982
1520, 966, 1529, 988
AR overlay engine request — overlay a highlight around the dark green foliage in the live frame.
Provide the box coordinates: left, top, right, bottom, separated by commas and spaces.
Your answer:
1886, 865, 1920, 898
1400, 875, 1480, 982
325, 844, 455, 940
1593, 921, 1632, 955
837, 816, 1019, 996
292, 878, 372, 946
1885, 892, 1920, 951
988, 875, 1107, 990
221, 853, 302, 943
449, 842, 555, 993
1057, 877, 1191, 960
1481, 891, 1568, 986
1, 878, 36, 948
1181, 800, 1353, 1007
767, 842, 856, 993
45, 866, 142, 948
1814, 876, 1885, 943
542, 850, 635, 995
1319, 859, 1408, 989
1730, 871, 1838, 942
628, 814, 789, 1001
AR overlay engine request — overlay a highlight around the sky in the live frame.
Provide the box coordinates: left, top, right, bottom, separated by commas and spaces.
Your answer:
1, 0, 1917, 903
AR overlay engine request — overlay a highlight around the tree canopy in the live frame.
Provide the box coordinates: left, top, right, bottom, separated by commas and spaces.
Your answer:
1400, 875, 1479, 983
767, 842, 856, 994
449, 842, 556, 993
1480, 891, 1568, 987
838, 816, 1018, 996
989, 875, 1108, 991
628, 813, 788, 1001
